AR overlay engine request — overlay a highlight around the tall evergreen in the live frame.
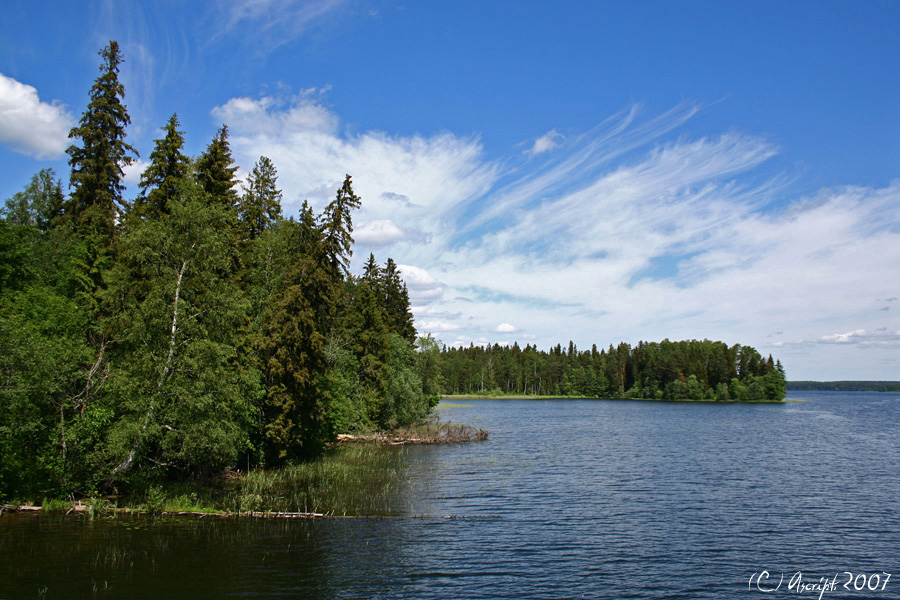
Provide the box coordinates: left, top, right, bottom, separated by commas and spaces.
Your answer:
320, 174, 361, 277
135, 114, 190, 219
196, 125, 239, 213
66, 40, 137, 242
239, 156, 283, 241
381, 258, 416, 342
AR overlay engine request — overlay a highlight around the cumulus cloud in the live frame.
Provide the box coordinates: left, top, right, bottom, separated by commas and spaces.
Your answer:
496, 323, 519, 333
121, 158, 150, 187
0, 73, 73, 159
213, 92, 498, 255
355, 219, 407, 247
398, 264, 445, 305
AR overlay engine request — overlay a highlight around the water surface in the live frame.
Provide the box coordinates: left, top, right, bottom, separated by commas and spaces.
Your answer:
3, 391, 899, 599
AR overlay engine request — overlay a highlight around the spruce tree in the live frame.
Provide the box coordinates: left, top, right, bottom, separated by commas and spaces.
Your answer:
239, 156, 283, 241
66, 40, 137, 243
320, 174, 361, 277
196, 125, 239, 213
381, 258, 416, 341
135, 114, 189, 219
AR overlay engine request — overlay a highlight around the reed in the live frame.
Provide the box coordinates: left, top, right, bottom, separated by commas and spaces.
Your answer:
226, 445, 411, 516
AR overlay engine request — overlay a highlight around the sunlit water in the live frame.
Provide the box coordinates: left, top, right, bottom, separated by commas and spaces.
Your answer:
3, 392, 899, 599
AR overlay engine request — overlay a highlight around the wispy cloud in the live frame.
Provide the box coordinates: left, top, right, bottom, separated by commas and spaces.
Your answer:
212, 0, 350, 51
0, 74, 73, 159
212, 93, 900, 379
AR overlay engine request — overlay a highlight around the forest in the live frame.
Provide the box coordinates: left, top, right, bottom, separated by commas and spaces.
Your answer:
787, 381, 900, 392
434, 338, 786, 402
0, 42, 787, 504
0, 42, 439, 501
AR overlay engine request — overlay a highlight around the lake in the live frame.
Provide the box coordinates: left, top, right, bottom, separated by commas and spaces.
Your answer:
2, 391, 899, 599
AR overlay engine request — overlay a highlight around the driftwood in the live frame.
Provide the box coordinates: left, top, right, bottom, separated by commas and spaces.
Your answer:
333, 423, 488, 447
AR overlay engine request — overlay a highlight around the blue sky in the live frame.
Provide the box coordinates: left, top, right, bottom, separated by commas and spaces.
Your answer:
1, 0, 899, 380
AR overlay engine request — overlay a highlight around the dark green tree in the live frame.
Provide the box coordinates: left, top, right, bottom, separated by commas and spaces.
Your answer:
257, 214, 336, 460
135, 114, 190, 219
381, 258, 416, 342
195, 125, 239, 214
239, 156, 283, 241
320, 174, 361, 277
66, 40, 138, 243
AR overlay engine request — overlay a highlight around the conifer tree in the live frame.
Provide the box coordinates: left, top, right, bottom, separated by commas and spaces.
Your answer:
239, 156, 283, 241
258, 216, 335, 460
195, 125, 239, 213
381, 258, 416, 341
135, 114, 189, 219
66, 40, 137, 242
320, 174, 361, 277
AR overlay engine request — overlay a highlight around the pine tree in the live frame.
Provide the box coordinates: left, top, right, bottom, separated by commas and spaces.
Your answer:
320, 174, 361, 278
196, 125, 239, 214
258, 217, 336, 460
66, 40, 137, 242
239, 156, 283, 241
381, 258, 416, 342
135, 114, 189, 219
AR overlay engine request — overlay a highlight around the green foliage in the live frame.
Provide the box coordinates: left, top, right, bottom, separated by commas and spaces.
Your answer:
1, 168, 65, 231
382, 334, 439, 427
433, 338, 787, 402
320, 174, 361, 277
1, 41, 435, 501
239, 156, 283, 241
195, 125, 239, 213
0, 285, 96, 500
256, 216, 336, 461
135, 113, 190, 219
66, 40, 138, 244
103, 182, 261, 481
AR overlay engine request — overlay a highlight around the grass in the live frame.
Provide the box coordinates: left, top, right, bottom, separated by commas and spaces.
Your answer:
8, 416, 489, 518
224, 445, 412, 516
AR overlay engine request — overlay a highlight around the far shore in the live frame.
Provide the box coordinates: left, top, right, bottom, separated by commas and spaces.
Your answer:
441, 394, 789, 403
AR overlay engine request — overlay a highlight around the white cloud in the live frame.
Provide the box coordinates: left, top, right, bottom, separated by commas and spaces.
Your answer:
528, 130, 562, 155
214, 92, 498, 252
398, 264, 445, 305
212, 94, 338, 137
821, 329, 867, 344
0, 73, 73, 159
496, 323, 519, 333
211, 94, 900, 379
121, 158, 150, 187
215, 0, 350, 49
417, 321, 461, 333
354, 219, 407, 247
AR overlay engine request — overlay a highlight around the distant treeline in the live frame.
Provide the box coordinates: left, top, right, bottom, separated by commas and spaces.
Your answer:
787, 381, 900, 392
434, 339, 786, 402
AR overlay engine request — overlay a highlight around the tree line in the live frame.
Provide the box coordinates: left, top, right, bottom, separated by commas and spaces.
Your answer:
434, 338, 787, 402
786, 381, 900, 392
0, 41, 437, 501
